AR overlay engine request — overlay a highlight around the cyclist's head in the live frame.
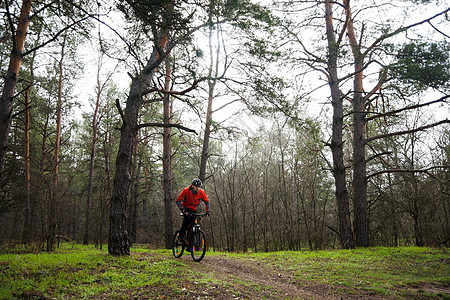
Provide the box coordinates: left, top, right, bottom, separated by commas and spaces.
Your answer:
192, 178, 202, 188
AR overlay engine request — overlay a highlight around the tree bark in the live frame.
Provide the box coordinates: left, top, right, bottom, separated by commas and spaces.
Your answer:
344, 0, 369, 247
108, 35, 168, 256
0, 0, 33, 182
128, 137, 139, 244
163, 54, 174, 249
325, 0, 354, 249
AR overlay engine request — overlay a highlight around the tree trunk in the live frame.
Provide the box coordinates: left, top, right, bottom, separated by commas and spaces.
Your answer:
108, 35, 168, 256
22, 84, 31, 244
199, 22, 219, 183
83, 63, 102, 245
48, 34, 66, 251
325, 0, 354, 249
0, 0, 33, 182
344, 0, 369, 247
128, 138, 139, 244
163, 55, 174, 249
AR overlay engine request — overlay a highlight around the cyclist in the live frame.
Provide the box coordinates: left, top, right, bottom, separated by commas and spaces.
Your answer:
176, 178, 210, 243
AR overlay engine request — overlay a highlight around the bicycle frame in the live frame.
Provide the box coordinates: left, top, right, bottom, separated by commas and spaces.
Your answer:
173, 212, 207, 262
186, 213, 206, 244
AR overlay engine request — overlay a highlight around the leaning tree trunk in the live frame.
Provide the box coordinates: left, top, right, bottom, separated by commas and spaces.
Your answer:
325, 0, 355, 249
108, 35, 168, 256
0, 0, 33, 182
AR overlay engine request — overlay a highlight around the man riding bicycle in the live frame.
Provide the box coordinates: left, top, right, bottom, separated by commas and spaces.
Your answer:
176, 178, 210, 243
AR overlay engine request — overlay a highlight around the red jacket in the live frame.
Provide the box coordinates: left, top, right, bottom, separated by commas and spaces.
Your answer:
176, 186, 209, 212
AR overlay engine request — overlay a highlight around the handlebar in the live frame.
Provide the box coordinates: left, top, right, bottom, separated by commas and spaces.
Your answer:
179, 212, 209, 217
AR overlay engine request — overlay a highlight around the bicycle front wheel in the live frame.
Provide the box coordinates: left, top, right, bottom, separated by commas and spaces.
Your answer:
172, 230, 185, 258
190, 229, 206, 262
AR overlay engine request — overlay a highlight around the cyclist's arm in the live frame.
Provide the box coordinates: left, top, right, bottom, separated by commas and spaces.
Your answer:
176, 189, 186, 211
200, 190, 210, 212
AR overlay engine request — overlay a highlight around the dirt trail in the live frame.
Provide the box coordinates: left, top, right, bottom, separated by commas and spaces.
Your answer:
174, 254, 340, 300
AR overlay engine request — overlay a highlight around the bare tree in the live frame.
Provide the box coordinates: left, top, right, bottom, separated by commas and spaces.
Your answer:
324, 0, 355, 249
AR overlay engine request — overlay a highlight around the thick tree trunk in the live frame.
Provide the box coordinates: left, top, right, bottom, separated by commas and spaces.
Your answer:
109, 87, 139, 256
325, 0, 354, 249
0, 0, 33, 182
108, 35, 168, 256
163, 55, 174, 249
344, 0, 369, 247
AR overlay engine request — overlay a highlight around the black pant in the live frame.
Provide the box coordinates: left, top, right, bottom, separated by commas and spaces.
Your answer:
179, 209, 195, 239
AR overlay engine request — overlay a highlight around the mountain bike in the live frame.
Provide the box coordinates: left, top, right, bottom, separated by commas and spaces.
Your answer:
172, 212, 207, 262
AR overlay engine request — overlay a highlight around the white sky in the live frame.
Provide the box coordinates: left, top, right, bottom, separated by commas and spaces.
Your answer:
73, 0, 449, 142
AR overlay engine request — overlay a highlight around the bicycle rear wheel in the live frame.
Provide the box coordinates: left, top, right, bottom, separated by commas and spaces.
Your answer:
172, 230, 185, 258
190, 229, 206, 262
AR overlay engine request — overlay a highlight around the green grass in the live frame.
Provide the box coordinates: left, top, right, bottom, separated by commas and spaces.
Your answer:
234, 246, 449, 298
0, 244, 448, 299
0, 244, 189, 299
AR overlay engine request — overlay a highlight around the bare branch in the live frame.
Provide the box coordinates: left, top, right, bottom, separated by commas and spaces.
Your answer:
213, 99, 241, 114
366, 119, 450, 144
367, 165, 449, 180
366, 95, 450, 122
428, 20, 450, 39
141, 77, 208, 98
365, 151, 392, 164
136, 122, 197, 134
115, 98, 126, 127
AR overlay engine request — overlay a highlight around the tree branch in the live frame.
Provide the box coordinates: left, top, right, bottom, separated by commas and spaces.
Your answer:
364, 67, 388, 102
367, 165, 449, 180
428, 20, 450, 39
213, 98, 241, 114
366, 95, 450, 121
362, 8, 450, 58
136, 122, 197, 134
115, 99, 126, 127
23, 16, 90, 56
141, 77, 208, 98
366, 119, 450, 143
365, 151, 392, 164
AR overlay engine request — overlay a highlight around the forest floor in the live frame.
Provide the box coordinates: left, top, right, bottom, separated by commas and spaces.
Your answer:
1, 244, 449, 299
161, 252, 351, 299
138, 250, 449, 299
